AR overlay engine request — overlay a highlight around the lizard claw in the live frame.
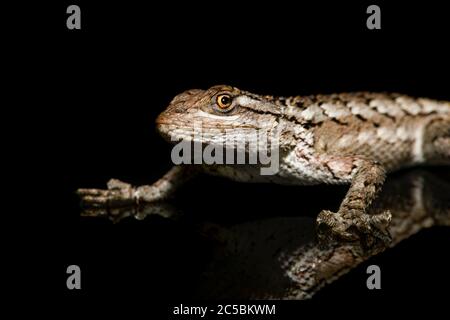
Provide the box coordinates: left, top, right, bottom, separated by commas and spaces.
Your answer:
77, 179, 136, 209
317, 209, 392, 249
317, 210, 358, 244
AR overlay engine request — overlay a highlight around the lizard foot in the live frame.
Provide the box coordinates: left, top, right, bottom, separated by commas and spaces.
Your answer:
80, 201, 179, 223
77, 179, 138, 209
316, 209, 392, 249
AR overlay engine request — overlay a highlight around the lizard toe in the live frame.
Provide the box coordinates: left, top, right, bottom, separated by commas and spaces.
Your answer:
317, 210, 359, 243
107, 178, 132, 190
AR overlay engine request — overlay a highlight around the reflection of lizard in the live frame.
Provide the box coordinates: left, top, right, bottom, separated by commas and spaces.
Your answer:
78, 85, 450, 245
80, 170, 450, 299
195, 170, 450, 299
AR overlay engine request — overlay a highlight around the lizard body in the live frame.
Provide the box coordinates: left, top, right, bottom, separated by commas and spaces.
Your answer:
78, 85, 450, 245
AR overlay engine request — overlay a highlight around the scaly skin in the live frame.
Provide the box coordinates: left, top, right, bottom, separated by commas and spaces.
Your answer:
78, 85, 450, 247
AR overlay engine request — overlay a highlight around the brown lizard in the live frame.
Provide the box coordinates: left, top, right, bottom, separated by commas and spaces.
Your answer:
77, 85, 450, 245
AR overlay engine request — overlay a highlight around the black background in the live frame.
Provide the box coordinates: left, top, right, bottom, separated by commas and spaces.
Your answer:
14, 0, 450, 318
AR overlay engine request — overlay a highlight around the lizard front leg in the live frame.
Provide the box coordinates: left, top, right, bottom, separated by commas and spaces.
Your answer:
77, 165, 197, 208
316, 158, 392, 245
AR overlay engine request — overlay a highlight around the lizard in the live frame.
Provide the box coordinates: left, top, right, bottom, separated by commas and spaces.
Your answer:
77, 85, 450, 246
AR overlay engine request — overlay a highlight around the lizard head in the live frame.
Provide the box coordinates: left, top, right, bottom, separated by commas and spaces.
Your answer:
156, 85, 283, 146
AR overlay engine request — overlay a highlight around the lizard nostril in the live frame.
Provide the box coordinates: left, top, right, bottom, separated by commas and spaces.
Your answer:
155, 112, 169, 125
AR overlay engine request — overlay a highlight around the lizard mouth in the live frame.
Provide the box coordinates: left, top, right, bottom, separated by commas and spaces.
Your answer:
155, 114, 173, 141
155, 113, 172, 131
155, 115, 190, 144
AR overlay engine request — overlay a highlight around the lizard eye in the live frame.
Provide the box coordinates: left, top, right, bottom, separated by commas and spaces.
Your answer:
216, 94, 233, 110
